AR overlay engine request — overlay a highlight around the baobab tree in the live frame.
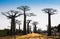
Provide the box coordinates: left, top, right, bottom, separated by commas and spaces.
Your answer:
32, 21, 38, 33
29, 26, 32, 33
16, 20, 21, 30
2, 10, 22, 35
26, 20, 31, 33
42, 8, 57, 36
17, 6, 36, 35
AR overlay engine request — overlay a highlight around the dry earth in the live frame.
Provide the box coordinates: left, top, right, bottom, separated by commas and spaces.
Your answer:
0, 33, 59, 39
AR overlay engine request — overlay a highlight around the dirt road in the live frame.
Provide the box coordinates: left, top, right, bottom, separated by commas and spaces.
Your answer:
0, 33, 58, 39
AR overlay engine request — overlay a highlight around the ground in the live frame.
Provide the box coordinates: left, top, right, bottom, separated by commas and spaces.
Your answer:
0, 33, 60, 39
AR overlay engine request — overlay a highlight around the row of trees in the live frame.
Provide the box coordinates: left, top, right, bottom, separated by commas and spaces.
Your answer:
1, 5, 57, 36
2, 6, 36, 35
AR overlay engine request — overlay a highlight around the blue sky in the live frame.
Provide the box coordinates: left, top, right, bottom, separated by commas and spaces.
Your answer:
0, 0, 60, 30
0, 0, 60, 6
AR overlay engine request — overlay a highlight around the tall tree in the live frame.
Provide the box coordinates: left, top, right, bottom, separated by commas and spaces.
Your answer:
32, 21, 38, 33
17, 6, 36, 35
26, 20, 31, 33
17, 6, 30, 35
42, 8, 57, 36
2, 10, 22, 35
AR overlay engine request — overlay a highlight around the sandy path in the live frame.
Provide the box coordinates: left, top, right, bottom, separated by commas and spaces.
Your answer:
0, 33, 57, 39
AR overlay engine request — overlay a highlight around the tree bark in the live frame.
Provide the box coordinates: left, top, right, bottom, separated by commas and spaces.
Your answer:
27, 23, 29, 33
33, 25, 37, 33
23, 9, 27, 35
47, 14, 51, 36
11, 17, 16, 35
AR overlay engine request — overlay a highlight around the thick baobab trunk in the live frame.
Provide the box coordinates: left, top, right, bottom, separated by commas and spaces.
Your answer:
27, 23, 29, 33
11, 17, 16, 35
47, 14, 51, 36
33, 25, 37, 33
23, 9, 26, 35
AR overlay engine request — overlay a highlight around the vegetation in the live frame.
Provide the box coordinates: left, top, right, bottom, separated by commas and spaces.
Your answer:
17, 6, 36, 35
32, 21, 38, 33
0, 6, 60, 39
16, 20, 21, 31
42, 8, 57, 36
26, 20, 31, 33
17, 6, 31, 35
0, 29, 9, 36
2, 10, 23, 35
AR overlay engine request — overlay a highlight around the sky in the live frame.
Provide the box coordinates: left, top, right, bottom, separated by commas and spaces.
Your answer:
0, 0, 60, 30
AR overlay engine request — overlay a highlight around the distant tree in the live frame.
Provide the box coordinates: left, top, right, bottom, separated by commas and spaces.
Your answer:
26, 20, 31, 33
57, 24, 60, 32
2, 10, 22, 35
42, 8, 57, 36
51, 26, 58, 36
16, 20, 21, 30
37, 29, 42, 33
17, 6, 36, 35
32, 21, 38, 33
29, 26, 32, 33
